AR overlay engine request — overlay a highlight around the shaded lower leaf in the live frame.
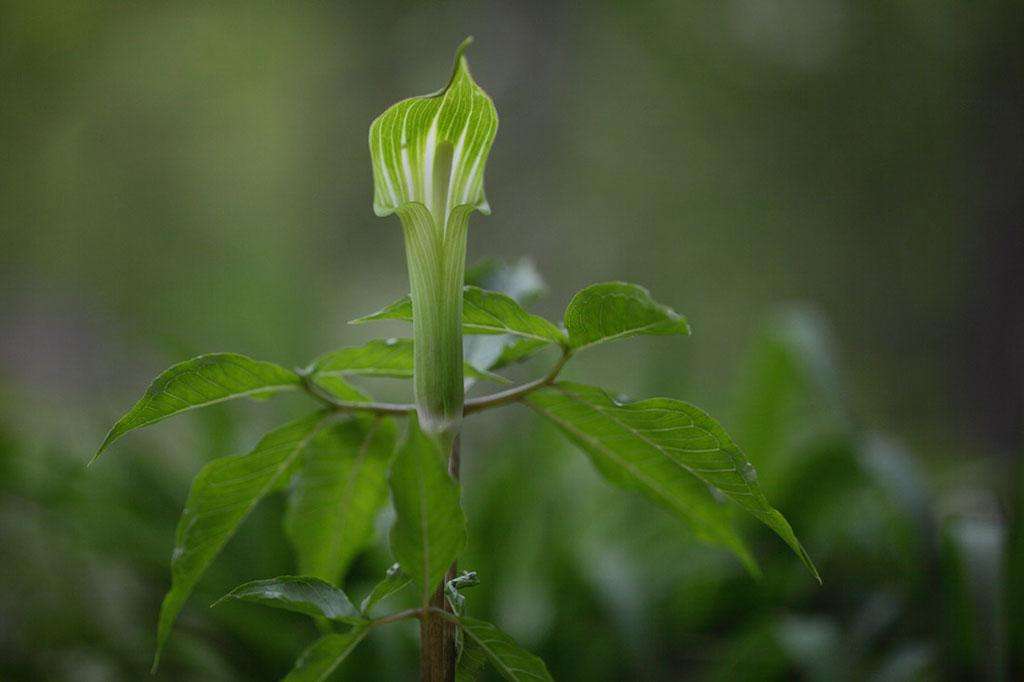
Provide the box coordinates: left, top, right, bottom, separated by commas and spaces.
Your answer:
457, 616, 553, 681
213, 576, 361, 623
93, 353, 300, 463
360, 563, 412, 616
456, 636, 490, 682
527, 382, 820, 581
153, 411, 332, 670
283, 625, 370, 682
285, 416, 397, 584
389, 417, 467, 605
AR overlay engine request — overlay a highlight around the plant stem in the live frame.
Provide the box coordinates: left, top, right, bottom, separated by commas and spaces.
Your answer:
300, 348, 572, 418
463, 348, 571, 414
420, 437, 460, 681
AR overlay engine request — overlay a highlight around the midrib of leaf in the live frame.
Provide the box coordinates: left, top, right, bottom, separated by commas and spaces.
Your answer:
570, 319, 678, 352
154, 412, 332, 670
459, 619, 550, 681
322, 418, 380, 582
528, 392, 706, 520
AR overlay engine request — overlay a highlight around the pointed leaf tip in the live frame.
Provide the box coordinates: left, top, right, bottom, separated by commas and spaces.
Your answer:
90, 353, 300, 465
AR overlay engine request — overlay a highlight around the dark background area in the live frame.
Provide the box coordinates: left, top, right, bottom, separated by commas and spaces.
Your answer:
1, 2, 1020, 680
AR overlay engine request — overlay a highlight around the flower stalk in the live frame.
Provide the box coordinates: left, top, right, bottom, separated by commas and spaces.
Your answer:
369, 38, 497, 681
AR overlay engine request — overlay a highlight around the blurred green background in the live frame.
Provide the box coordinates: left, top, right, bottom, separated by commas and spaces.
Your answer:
2, 1, 1021, 680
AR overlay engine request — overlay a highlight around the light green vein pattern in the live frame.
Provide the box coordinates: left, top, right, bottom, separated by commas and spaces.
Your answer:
351, 287, 565, 345
284, 416, 397, 584
153, 411, 332, 669
388, 416, 467, 605
457, 616, 553, 681
527, 382, 819, 581
214, 575, 361, 623
92, 353, 300, 463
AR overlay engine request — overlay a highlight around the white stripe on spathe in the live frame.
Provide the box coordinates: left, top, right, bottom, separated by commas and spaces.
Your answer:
369, 40, 497, 223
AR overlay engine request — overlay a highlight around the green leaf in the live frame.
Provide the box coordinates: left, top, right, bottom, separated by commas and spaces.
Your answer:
464, 258, 551, 375
309, 338, 508, 384
213, 576, 362, 624
92, 353, 300, 464
456, 616, 553, 681
563, 282, 690, 350
153, 411, 331, 670
489, 337, 551, 371
389, 416, 467, 605
461, 286, 566, 343
360, 563, 412, 616
352, 287, 566, 346
282, 625, 370, 682
527, 382, 820, 581
370, 37, 498, 224
456, 638, 490, 682
284, 416, 397, 585
307, 374, 371, 403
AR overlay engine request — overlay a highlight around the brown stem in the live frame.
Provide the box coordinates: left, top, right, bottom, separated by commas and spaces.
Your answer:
420, 436, 461, 681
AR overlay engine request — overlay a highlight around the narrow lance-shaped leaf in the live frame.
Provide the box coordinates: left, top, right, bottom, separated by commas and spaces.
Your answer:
309, 338, 508, 384
153, 411, 331, 670
92, 353, 300, 463
360, 563, 412, 616
352, 286, 565, 346
456, 616, 553, 681
527, 382, 820, 581
284, 416, 397, 585
527, 381, 757, 574
389, 416, 467, 604
564, 282, 690, 350
213, 576, 362, 624
283, 625, 370, 682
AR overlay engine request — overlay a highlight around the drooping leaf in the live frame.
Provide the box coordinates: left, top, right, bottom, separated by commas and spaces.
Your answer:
370, 37, 498, 224
389, 416, 467, 604
456, 616, 553, 681
284, 416, 397, 584
153, 411, 331, 669
563, 282, 690, 350
526, 382, 820, 581
92, 353, 300, 463
360, 563, 412, 616
460, 286, 566, 343
309, 338, 508, 383
352, 287, 565, 346
213, 576, 362, 624
282, 625, 370, 682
